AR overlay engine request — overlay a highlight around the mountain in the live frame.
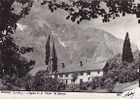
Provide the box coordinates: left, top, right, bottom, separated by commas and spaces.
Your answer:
13, 3, 138, 75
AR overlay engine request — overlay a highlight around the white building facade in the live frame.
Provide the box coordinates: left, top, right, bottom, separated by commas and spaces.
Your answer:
57, 70, 103, 85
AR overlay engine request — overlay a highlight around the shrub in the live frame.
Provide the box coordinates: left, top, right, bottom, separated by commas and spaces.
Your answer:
103, 51, 140, 84
27, 70, 65, 91
79, 82, 89, 90
88, 77, 104, 90
103, 77, 114, 92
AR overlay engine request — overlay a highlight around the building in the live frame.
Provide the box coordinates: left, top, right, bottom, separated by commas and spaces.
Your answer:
55, 61, 106, 85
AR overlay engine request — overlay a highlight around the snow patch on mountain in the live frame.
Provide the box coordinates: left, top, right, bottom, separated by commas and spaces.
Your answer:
17, 23, 27, 31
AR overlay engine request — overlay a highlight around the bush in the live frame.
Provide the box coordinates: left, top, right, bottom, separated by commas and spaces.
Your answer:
26, 70, 66, 91
88, 77, 104, 90
103, 52, 140, 84
103, 77, 114, 92
79, 82, 89, 90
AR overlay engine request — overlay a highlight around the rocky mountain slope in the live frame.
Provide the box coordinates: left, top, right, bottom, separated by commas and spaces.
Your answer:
13, 3, 138, 74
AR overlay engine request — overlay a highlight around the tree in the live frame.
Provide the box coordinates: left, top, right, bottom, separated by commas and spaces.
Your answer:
0, 35, 35, 88
0, 0, 35, 89
40, 0, 140, 24
0, 0, 33, 38
45, 34, 51, 65
1, 0, 140, 35
45, 35, 58, 73
122, 32, 134, 63
52, 39, 58, 72
103, 51, 139, 84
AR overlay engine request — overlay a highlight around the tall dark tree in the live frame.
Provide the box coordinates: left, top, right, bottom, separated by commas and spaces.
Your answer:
52, 39, 57, 72
122, 32, 134, 63
2, 37, 35, 76
45, 34, 51, 65
0, 35, 35, 89
0, 0, 34, 89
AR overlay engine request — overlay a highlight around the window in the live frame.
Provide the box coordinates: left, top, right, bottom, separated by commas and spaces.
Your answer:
87, 71, 90, 75
80, 79, 83, 84
46, 67, 48, 70
80, 61, 83, 66
66, 80, 68, 84
59, 74, 63, 77
97, 70, 100, 74
80, 72, 83, 75
61, 63, 65, 68
65, 74, 68, 77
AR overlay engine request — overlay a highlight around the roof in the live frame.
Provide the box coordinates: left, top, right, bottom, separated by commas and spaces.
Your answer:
57, 60, 106, 73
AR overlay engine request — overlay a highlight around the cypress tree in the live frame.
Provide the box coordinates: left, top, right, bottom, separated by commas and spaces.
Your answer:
52, 39, 57, 72
122, 32, 134, 63
45, 34, 51, 65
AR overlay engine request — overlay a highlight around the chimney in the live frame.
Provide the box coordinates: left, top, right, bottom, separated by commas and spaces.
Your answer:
61, 63, 65, 68
86, 58, 87, 63
80, 61, 83, 67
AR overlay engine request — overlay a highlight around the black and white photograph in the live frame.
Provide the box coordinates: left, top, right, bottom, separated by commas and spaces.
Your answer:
1, 0, 140, 98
